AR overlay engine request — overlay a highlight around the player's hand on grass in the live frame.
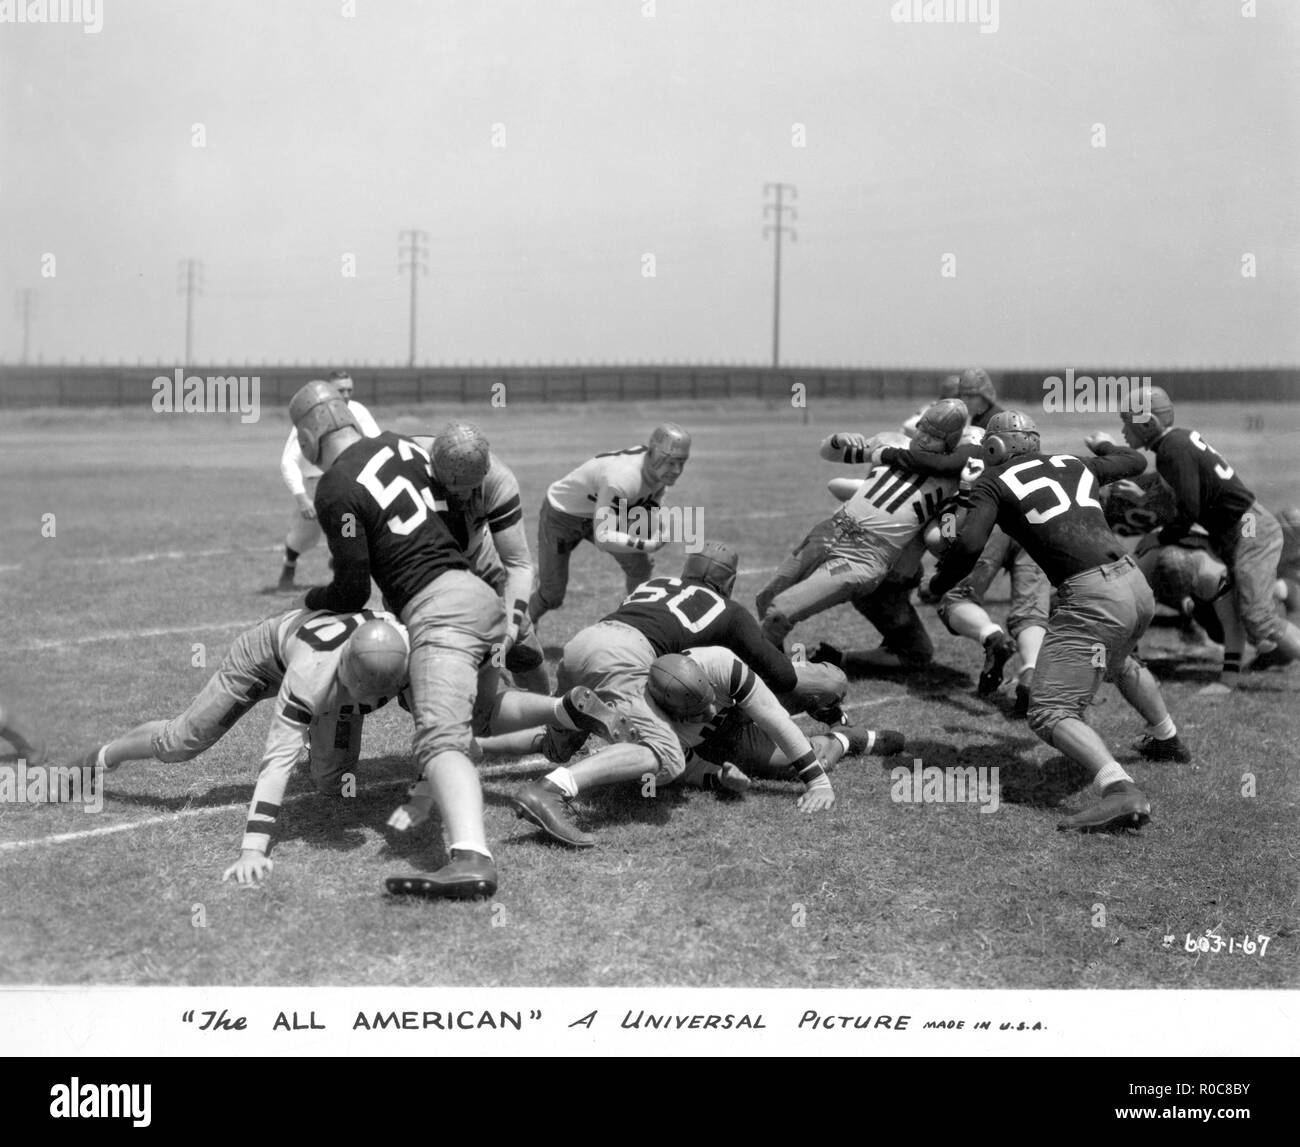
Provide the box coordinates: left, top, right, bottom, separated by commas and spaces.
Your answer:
797, 778, 835, 813
1084, 431, 1116, 453
222, 850, 273, 885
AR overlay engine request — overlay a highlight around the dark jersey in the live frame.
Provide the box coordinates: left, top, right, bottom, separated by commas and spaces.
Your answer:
604, 576, 797, 693
305, 431, 470, 617
1152, 428, 1255, 549
932, 446, 1145, 591
970, 401, 1004, 431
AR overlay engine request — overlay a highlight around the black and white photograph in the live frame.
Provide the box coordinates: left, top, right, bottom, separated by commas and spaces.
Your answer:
0, 0, 1296, 1067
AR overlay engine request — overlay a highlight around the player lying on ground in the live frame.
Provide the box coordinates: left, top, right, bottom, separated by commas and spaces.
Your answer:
290, 380, 504, 899
509, 647, 905, 848
1111, 385, 1300, 690
527, 422, 692, 628
277, 371, 381, 591
76, 608, 410, 884
485, 543, 851, 762
930, 411, 1189, 833
759, 399, 968, 649
411, 422, 549, 694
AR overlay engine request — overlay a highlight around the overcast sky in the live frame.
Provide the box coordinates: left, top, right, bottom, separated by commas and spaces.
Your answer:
2, 0, 1297, 368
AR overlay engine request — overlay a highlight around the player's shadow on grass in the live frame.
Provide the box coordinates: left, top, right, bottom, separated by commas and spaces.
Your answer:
834, 657, 975, 701
901, 734, 1090, 810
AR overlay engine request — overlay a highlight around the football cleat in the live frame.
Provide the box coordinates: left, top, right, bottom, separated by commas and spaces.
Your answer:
1249, 646, 1293, 671
540, 724, 586, 764
1134, 733, 1191, 763
561, 685, 633, 746
1057, 781, 1150, 832
683, 759, 751, 794
384, 849, 498, 900
978, 631, 1016, 695
511, 780, 594, 848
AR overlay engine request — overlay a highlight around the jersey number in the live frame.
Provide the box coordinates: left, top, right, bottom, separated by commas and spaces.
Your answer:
297, 609, 381, 652
621, 577, 727, 633
1188, 431, 1235, 480
1000, 456, 1102, 524
357, 441, 447, 536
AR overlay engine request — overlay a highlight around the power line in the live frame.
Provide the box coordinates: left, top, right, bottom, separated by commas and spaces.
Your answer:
398, 229, 429, 368
762, 183, 797, 368
14, 289, 35, 363
177, 259, 204, 363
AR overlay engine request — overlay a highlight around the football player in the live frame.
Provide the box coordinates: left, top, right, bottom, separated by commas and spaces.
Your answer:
1107, 386, 1300, 689
509, 648, 902, 847
76, 609, 410, 883
527, 423, 692, 627
276, 371, 381, 591
759, 399, 968, 648
956, 367, 1005, 431
411, 422, 549, 694
290, 380, 502, 899
930, 410, 1189, 833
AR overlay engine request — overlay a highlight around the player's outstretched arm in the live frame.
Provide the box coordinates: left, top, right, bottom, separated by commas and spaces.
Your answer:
819, 432, 871, 463
738, 670, 835, 813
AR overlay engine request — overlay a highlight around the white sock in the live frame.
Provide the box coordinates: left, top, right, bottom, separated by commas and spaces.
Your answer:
1094, 761, 1131, 792
1148, 716, 1176, 741
447, 840, 492, 861
545, 767, 578, 799
980, 624, 1002, 644
832, 731, 851, 753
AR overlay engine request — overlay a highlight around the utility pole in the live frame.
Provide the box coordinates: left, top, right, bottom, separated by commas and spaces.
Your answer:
399, 229, 429, 367
762, 183, 797, 368
14, 289, 35, 363
177, 258, 204, 363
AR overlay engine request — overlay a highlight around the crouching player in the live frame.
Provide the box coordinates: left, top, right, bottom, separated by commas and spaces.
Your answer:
930, 411, 1189, 832
510, 647, 903, 847
661, 649, 905, 797
77, 609, 411, 883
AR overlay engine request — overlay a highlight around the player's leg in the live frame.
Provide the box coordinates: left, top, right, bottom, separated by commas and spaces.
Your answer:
760, 555, 880, 647
1006, 543, 1049, 714
938, 532, 1016, 694
610, 549, 655, 596
756, 519, 836, 619
1028, 567, 1152, 830
1231, 506, 1300, 662
512, 681, 681, 847
390, 572, 505, 884
833, 575, 934, 672
90, 620, 283, 769
776, 661, 850, 723
279, 477, 320, 589
527, 502, 583, 625
484, 682, 631, 743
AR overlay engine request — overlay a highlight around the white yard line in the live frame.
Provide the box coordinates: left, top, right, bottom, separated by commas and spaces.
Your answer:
14, 619, 261, 653
0, 698, 902, 854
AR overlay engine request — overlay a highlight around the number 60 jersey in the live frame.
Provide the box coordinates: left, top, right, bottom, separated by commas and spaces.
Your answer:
603, 575, 799, 694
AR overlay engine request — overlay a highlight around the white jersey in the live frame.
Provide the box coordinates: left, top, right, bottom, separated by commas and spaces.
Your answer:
547, 446, 665, 519
832, 463, 958, 562
668, 646, 812, 766
242, 607, 407, 853
281, 399, 382, 495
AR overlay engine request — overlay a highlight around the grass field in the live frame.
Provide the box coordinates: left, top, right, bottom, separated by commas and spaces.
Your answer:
0, 395, 1296, 989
